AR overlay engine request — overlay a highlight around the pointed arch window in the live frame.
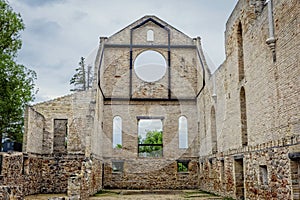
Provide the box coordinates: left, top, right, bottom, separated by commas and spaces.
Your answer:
113, 116, 122, 148
147, 30, 154, 42
179, 116, 188, 149
237, 21, 244, 81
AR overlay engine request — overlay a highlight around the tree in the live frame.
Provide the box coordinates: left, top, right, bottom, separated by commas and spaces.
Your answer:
0, 0, 36, 147
0, 0, 23, 57
70, 57, 93, 91
138, 130, 163, 157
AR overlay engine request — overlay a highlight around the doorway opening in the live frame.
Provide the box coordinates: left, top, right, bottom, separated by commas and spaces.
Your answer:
234, 158, 245, 200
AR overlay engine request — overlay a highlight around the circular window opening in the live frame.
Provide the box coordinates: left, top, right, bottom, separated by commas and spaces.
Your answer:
134, 50, 167, 82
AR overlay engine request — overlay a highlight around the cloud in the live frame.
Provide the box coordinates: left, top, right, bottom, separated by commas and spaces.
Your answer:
20, 0, 66, 7
29, 19, 61, 36
71, 10, 88, 21
8, 0, 238, 103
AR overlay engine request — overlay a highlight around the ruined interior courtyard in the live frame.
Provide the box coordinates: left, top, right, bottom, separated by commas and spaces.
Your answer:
0, 0, 299, 199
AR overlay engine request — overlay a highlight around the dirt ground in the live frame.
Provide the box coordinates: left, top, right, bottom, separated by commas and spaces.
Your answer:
25, 190, 225, 200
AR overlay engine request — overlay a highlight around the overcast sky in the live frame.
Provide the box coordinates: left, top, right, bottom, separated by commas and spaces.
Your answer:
8, 0, 238, 103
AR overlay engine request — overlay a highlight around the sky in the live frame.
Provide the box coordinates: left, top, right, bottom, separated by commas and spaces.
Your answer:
7, 0, 238, 103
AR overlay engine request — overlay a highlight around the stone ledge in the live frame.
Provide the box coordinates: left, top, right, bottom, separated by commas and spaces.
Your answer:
201, 134, 300, 160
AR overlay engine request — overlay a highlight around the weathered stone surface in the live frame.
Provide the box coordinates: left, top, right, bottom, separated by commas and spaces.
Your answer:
6, 0, 298, 199
104, 158, 198, 189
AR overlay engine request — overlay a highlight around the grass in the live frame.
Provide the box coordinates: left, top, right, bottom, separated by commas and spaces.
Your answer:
93, 189, 234, 199
182, 190, 221, 199
94, 189, 121, 197
222, 197, 235, 200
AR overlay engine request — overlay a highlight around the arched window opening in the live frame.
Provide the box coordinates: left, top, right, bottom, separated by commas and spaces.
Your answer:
147, 30, 154, 42
113, 116, 122, 148
211, 106, 217, 153
179, 116, 188, 149
240, 87, 248, 146
237, 21, 244, 81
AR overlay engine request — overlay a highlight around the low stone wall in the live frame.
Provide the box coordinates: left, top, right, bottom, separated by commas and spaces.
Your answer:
199, 135, 300, 200
0, 152, 44, 198
67, 157, 103, 199
41, 154, 84, 194
103, 158, 198, 189
0, 152, 86, 197
0, 186, 22, 200
0, 153, 24, 185
22, 154, 44, 196
89, 157, 103, 195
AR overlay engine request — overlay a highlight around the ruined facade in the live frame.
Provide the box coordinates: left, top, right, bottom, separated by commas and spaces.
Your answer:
0, 0, 299, 199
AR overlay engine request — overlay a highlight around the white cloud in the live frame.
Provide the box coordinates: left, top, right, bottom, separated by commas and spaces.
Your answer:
8, 0, 238, 103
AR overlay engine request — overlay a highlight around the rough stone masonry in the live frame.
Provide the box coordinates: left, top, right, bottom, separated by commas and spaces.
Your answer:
0, 0, 299, 199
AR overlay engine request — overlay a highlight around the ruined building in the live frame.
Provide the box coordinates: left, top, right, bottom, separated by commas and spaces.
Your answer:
0, 0, 299, 199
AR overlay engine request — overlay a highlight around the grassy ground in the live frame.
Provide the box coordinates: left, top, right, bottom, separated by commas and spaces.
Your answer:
24, 190, 231, 199
89, 190, 224, 199
24, 193, 67, 200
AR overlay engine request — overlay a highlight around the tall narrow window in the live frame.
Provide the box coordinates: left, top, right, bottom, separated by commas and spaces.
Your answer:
211, 106, 217, 153
237, 21, 244, 81
53, 119, 68, 153
240, 87, 248, 146
179, 116, 188, 149
113, 116, 122, 148
147, 30, 154, 42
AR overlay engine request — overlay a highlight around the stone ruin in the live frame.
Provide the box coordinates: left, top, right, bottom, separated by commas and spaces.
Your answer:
0, 0, 299, 199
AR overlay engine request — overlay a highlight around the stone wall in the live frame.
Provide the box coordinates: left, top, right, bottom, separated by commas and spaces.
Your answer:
22, 154, 44, 196
198, 0, 299, 155
67, 157, 103, 199
0, 152, 44, 197
102, 101, 199, 159
41, 154, 84, 194
0, 152, 86, 197
0, 186, 22, 200
197, 2, 300, 198
103, 158, 198, 189
106, 15, 194, 46
28, 90, 94, 155
101, 16, 203, 100
20, 1, 299, 199
199, 135, 300, 199
0, 152, 26, 199
23, 106, 45, 153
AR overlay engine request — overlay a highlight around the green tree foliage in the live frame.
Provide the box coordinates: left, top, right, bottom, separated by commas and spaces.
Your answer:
139, 130, 163, 157
0, 0, 23, 57
139, 130, 163, 145
177, 162, 188, 172
70, 57, 93, 91
0, 0, 36, 146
